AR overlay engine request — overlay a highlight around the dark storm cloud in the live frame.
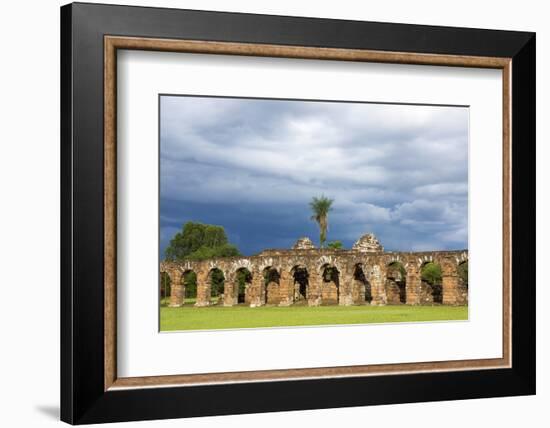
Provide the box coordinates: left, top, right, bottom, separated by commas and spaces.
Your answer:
160, 95, 468, 256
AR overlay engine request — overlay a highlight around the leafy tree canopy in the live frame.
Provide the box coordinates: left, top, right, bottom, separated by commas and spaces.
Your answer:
327, 240, 343, 249
165, 221, 241, 261
185, 244, 241, 261
421, 262, 442, 285
164, 222, 240, 300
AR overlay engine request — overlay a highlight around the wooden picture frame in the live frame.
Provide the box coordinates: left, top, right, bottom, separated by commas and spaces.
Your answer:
61, 2, 535, 424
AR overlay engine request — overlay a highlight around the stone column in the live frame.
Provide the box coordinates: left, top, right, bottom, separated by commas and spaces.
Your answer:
248, 270, 264, 307
405, 265, 421, 305
307, 271, 322, 306
223, 275, 237, 306
278, 270, 293, 306
339, 270, 354, 306
369, 264, 387, 306
244, 284, 251, 305
266, 282, 280, 304
442, 275, 459, 305
194, 271, 210, 307
441, 262, 462, 305
168, 270, 184, 307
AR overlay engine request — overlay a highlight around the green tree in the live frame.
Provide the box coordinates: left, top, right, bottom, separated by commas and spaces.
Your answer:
165, 222, 240, 301
421, 262, 442, 285
309, 195, 334, 248
327, 240, 343, 249
184, 271, 197, 298
209, 269, 225, 298
185, 244, 241, 261
165, 221, 240, 261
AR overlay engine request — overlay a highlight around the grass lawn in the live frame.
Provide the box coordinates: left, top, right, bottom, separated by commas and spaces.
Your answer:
160, 302, 468, 331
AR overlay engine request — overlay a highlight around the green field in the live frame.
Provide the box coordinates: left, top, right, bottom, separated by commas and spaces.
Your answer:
160, 302, 468, 331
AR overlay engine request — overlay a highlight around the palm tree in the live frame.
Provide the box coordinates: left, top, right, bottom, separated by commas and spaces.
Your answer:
309, 195, 334, 248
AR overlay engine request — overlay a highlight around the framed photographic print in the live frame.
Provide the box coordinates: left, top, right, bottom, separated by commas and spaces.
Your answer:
61, 2, 536, 424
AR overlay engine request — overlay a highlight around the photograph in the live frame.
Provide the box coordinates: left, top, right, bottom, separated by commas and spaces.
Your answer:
54, 2, 536, 424
159, 95, 469, 331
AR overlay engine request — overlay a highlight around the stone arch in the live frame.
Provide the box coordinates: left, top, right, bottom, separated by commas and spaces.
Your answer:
235, 267, 252, 304
386, 261, 407, 304
456, 251, 469, 265
232, 258, 253, 272
420, 261, 443, 304
291, 265, 309, 304
320, 263, 340, 305
207, 267, 225, 305
263, 266, 281, 305
179, 260, 196, 272
416, 254, 435, 268
316, 255, 344, 275
352, 263, 371, 304
258, 258, 276, 272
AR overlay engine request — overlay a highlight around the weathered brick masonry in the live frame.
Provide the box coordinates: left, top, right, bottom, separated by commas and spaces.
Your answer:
160, 234, 468, 308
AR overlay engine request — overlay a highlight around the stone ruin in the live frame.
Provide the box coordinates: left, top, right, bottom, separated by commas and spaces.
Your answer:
352, 233, 384, 252
161, 233, 468, 308
292, 237, 316, 250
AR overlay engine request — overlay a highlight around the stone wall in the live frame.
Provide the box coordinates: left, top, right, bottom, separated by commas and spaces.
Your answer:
161, 248, 468, 308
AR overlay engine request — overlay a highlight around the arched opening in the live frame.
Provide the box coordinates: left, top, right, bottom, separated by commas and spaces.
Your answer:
386, 262, 407, 304
291, 266, 309, 305
208, 268, 225, 305
160, 271, 171, 306
353, 264, 371, 304
321, 264, 340, 305
421, 261, 443, 304
235, 267, 252, 304
182, 270, 197, 304
263, 267, 281, 305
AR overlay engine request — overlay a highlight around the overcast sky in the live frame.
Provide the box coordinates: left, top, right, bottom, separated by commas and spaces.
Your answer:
160, 95, 468, 256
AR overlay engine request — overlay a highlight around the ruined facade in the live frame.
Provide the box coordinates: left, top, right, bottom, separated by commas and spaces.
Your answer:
352, 233, 384, 252
160, 234, 468, 308
292, 237, 316, 250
